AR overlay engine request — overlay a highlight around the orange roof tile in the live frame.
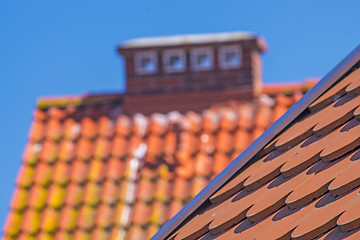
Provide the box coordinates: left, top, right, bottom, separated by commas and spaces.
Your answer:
2, 80, 314, 239
153, 48, 360, 240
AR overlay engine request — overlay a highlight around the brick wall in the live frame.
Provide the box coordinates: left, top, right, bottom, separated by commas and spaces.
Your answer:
118, 37, 266, 115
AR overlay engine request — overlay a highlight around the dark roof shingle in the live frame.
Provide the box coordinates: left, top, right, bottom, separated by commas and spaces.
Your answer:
161, 66, 360, 240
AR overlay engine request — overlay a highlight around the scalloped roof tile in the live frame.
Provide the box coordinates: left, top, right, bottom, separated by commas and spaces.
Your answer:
155, 47, 360, 240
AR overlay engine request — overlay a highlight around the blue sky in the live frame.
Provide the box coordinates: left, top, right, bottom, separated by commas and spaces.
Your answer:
1, 0, 359, 230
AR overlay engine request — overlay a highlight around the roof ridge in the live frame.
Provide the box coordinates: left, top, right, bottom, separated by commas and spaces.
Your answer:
36, 92, 123, 109
151, 45, 360, 240
262, 79, 318, 95
35, 86, 302, 116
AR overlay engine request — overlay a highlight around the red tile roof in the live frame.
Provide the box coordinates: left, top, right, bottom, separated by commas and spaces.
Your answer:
2, 82, 313, 240
156, 55, 360, 239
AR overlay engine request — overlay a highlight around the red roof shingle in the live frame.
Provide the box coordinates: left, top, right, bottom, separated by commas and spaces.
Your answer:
159, 64, 360, 239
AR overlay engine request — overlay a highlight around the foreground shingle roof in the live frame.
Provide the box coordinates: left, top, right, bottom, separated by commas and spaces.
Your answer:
157, 50, 360, 240
2, 83, 312, 240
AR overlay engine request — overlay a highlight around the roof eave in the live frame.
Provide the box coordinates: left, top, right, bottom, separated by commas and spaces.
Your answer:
151, 44, 360, 240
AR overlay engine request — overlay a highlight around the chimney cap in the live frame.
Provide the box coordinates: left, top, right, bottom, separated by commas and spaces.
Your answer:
118, 31, 267, 52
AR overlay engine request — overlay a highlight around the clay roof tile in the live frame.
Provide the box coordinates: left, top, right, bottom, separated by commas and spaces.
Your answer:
81, 117, 98, 139
52, 161, 70, 188
63, 118, 81, 141
133, 113, 150, 137
45, 119, 63, 146
33, 108, 48, 122
28, 121, 45, 143
115, 115, 133, 137
28, 185, 47, 210
203, 110, 221, 133
150, 113, 169, 135
9, 187, 28, 211
48, 107, 67, 120
219, 108, 238, 131
40, 208, 60, 233
182, 111, 202, 133
98, 116, 114, 138
95, 204, 114, 228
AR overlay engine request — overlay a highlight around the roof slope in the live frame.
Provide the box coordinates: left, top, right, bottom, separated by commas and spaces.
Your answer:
2, 85, 306, 240
157, 50, 360, 240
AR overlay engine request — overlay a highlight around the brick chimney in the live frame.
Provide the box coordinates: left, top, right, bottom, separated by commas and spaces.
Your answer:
118, 32, 267, 115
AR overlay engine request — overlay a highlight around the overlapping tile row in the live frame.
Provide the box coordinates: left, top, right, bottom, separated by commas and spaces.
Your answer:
2, 91, 302, 240
166, 67, 360, 240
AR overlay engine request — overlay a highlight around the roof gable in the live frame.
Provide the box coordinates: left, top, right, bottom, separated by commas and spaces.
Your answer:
153, 45, 360, 239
